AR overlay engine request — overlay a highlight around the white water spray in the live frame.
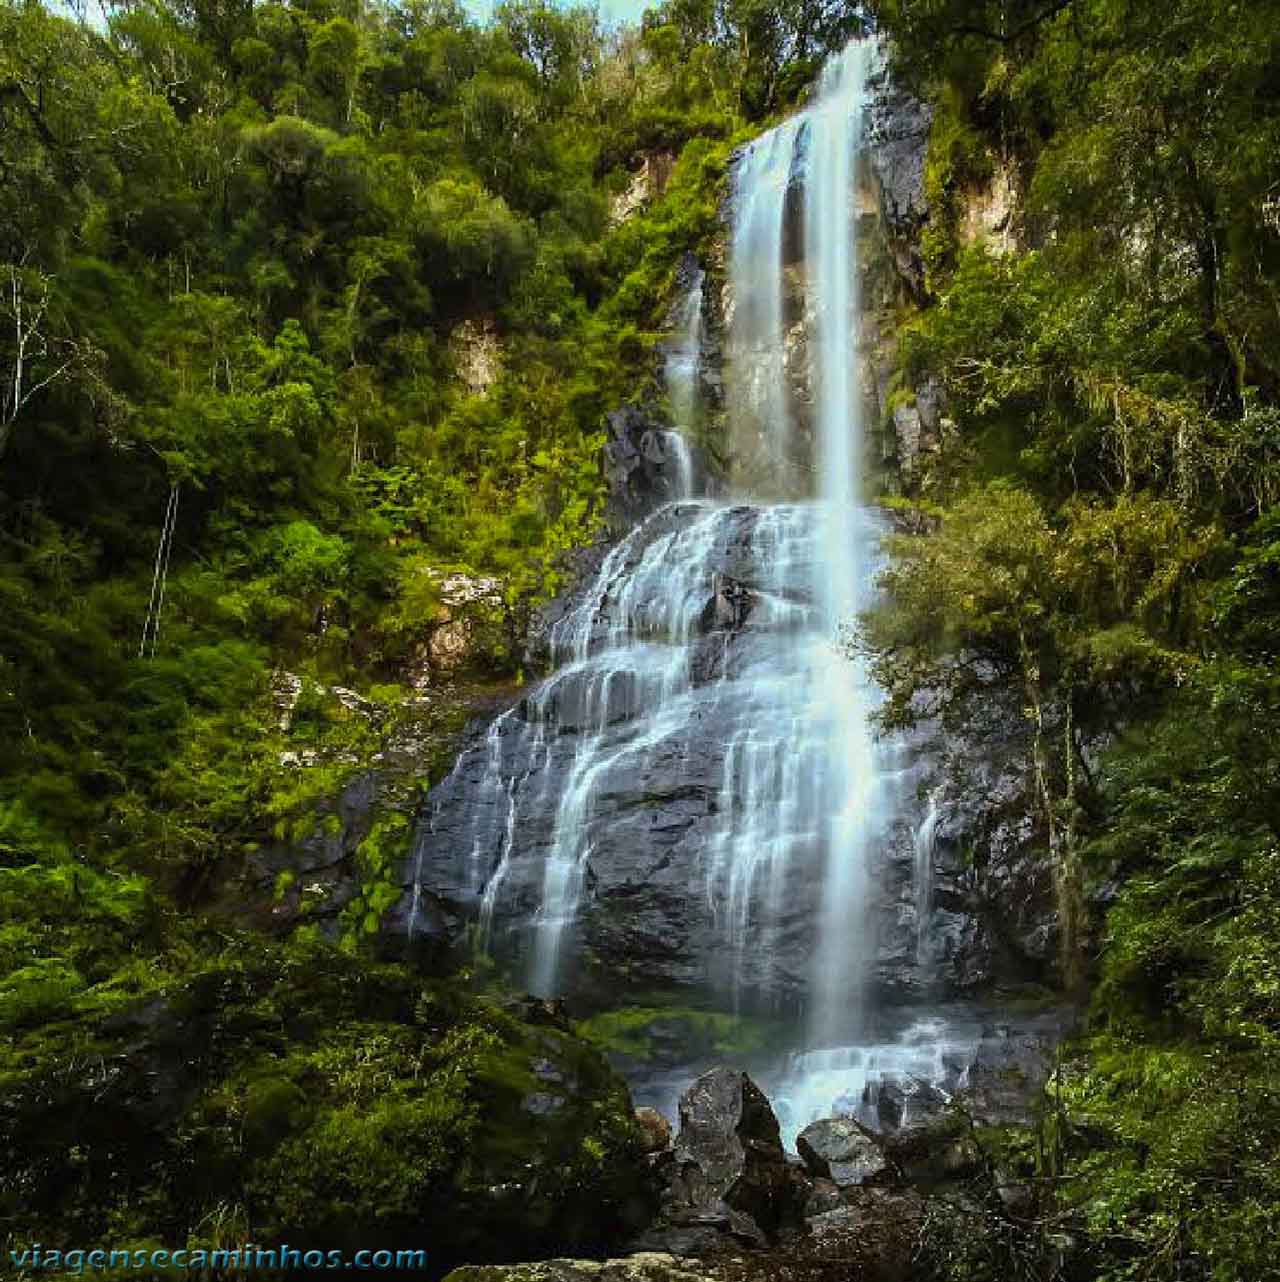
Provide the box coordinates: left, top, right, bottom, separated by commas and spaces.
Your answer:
802, 40, 885, 1050
728, 118, 803, 497
411, 36, 910, 1066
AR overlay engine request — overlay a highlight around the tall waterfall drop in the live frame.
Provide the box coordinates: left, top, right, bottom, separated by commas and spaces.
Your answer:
802, 40, 884, 1051
402, 40, 944, 1145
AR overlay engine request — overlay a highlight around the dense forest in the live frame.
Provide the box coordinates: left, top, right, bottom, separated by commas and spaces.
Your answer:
1, 0, 1278, 1278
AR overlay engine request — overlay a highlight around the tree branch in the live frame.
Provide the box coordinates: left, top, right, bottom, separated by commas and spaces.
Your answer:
948, 0, 1077, 46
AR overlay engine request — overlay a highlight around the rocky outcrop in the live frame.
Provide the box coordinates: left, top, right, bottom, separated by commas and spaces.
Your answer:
394, 492, 1062, 1011
891, 375, 949, 489
611, 152, 678, 226
631, 1068, 803, 1255
449, 316, 503, 394
802, 1187, 927, 1282
866, 68, 933, 299
415, 571, 507, 678
231, 769, 379, 938
603, 405, 710, 533
869, 681, 1066, 1001
669, 1068, 799, 1234
960, 158, 1020, 255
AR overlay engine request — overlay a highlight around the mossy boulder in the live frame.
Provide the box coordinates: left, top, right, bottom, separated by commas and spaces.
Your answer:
444, 1256, 721, 1282
1, 935, 654, 1275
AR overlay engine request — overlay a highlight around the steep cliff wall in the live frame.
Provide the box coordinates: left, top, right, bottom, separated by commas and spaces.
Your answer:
388, 69, 1064, 1016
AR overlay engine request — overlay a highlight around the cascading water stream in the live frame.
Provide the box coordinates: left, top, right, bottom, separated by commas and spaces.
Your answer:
728, 118, 803, 497
802, 40, 884, 1051
914, 786, 944, 965
665, 267, 705, 434
405, 38, 966, 1147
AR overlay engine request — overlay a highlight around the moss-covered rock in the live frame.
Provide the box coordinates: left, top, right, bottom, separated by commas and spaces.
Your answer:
444, 1255, 720, 1282
1, 934, 653, 1276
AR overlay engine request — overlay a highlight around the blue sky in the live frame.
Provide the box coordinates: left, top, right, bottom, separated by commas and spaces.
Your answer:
49, 1, 657, 28
463, 0, 653, 27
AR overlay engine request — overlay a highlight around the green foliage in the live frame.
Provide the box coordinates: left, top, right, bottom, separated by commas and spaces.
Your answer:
0, 0, 786, 888
868, 2, 1280, 1276
341, 809, 413, 947
2, 934, 647, 1272
0, 0, 820, 1260
0, 803, 154, 1030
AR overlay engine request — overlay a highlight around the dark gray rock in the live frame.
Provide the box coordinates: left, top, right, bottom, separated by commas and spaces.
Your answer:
878, 1106, 982, 1186
604, 405, 709, 534
956, 1023, 1059, 1127
802, 1176, 844, 1217
391, 503, 833, 1010
796, 1117, 892, 1187
866, 69, 933, 299
632, 1067, 805, 1256
226, 770, 382, 942
667, 1067, 800, 1235
860, 1076, 950, 1135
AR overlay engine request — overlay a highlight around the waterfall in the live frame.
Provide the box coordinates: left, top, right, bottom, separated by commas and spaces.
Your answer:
663, 430, 695, 502
407, 39, 916, 1113
802, 39, 884, 1050
727, 118, 802, 498
914, 787, 944, 966
664, 265, 705, 439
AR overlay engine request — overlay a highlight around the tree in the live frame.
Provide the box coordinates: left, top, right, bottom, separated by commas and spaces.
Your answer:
0, 257, 99, 457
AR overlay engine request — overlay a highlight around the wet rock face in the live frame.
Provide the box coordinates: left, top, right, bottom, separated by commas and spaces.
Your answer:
393, 501, 850, 1010
632, 1067, 804, 1256
395, 496, 1060, 1011
797, 1117, 892, 1188
865, 69, 933, 298
869, 686, 1064, 1002
604, 406, 710, 534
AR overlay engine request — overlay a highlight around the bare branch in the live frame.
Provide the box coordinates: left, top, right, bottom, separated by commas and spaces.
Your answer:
946, 0, 1077, 46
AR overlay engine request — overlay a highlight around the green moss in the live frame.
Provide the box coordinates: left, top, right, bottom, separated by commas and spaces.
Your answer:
576, 1004, 775, 1064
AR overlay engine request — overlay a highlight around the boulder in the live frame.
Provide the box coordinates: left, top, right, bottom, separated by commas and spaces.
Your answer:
802, 1177, 844, 1217
859, 1076, 950, 1134
632, 1068, 804, 1256
879, 1108, 982, 1186
802, 1187, 926, 1282
636, 1107, 674, 1154
796, 1117, 892, 1188
444, 1253, 720, 1282
667, 1067, 799, 1236
955, 1024, 1058, 1127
